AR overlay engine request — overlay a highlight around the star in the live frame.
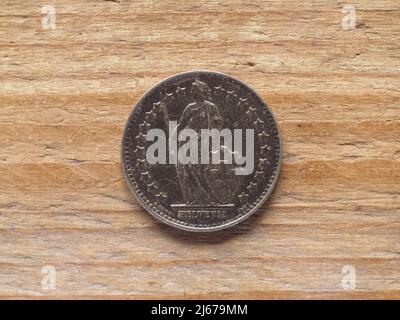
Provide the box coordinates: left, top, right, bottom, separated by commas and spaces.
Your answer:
133, 145, 144, 157
258, 131, 269, 139
258, 158, 269, 169
237, 99, 248, 112
238, 192, 249, 201
254, 118, 264, 125
260, 144, 271, 155
145, 109, 157, 120
247, 181, 258, 193
135, 132, 146, 140
245, 106, 257, 116
146, 181, 158, 192
139, 171, 151, 183
254, 170, 264, 181
163, 92, 174, 102
226, 89, 237, 98
139, 122, 151, 132
260, 144, 271, 151
175, 86, 186, 94
253, 118, 264, 130
152, 101, 161, 109
155, 191, 168, 201
134, 158, 146, 170
258, 131, 270, 144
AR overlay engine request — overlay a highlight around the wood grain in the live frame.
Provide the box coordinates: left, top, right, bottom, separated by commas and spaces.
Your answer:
0, 0, 399, 299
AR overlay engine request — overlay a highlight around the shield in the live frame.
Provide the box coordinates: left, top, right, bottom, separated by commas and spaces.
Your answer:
206, 161, 243, 205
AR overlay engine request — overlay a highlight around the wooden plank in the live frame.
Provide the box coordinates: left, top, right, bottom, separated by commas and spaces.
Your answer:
0, 0, 399, 299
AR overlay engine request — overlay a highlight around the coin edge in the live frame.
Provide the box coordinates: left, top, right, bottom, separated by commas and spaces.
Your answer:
121, 70, 282, 232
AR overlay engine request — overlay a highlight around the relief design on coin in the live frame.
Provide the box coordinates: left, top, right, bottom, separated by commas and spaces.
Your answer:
122, 71, 281, 231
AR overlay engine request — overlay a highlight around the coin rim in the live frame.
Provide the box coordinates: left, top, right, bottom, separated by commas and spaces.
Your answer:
121, 70, 282, 232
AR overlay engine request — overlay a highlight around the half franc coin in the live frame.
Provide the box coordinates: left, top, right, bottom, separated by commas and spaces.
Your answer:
122, 71, 281, 232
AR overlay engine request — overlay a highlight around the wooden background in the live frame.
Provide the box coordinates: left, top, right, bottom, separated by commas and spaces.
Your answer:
0, 0, 399, 299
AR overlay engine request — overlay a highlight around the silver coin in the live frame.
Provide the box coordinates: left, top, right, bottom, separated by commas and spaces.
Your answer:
122, 71, 281, 232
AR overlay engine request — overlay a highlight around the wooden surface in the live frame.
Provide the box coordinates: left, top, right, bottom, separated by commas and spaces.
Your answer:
0, 0, 399, 299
